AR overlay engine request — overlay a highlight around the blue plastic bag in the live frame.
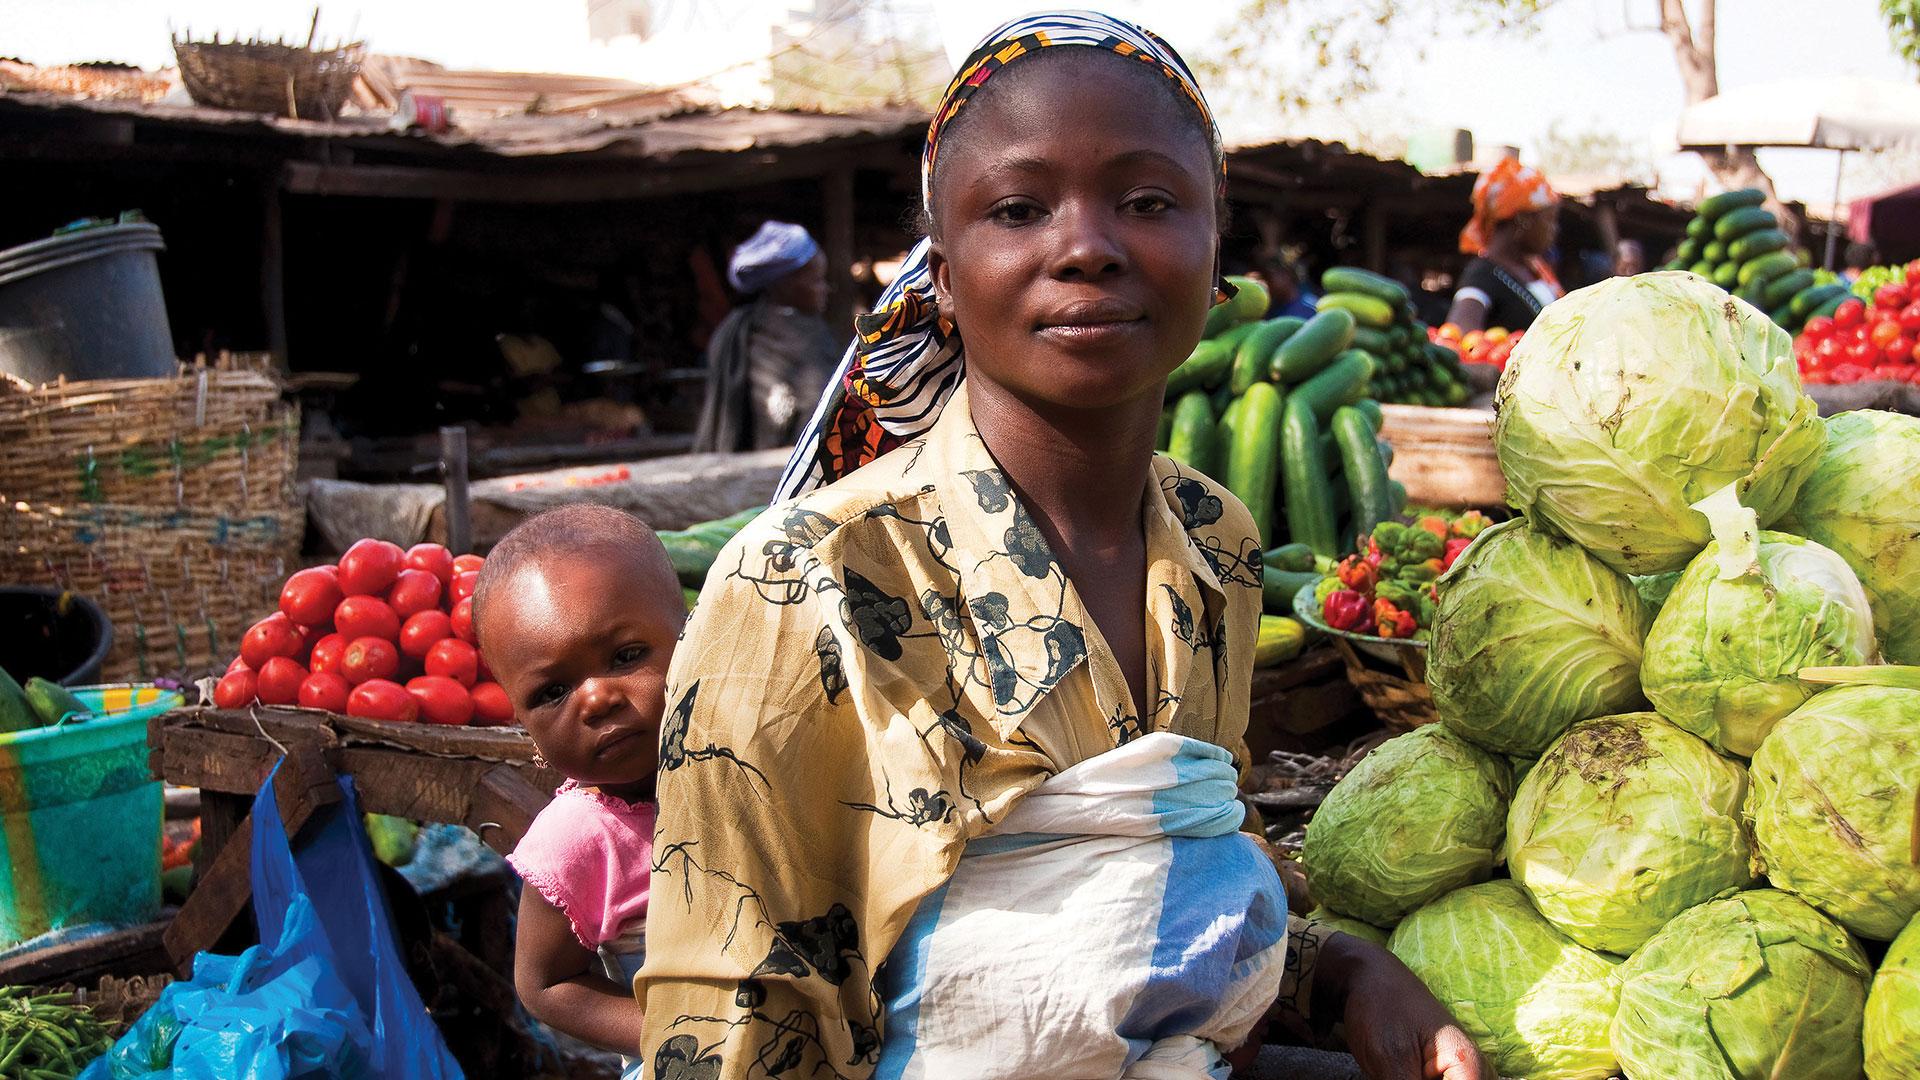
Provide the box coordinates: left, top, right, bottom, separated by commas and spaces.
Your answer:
84, 764, 464, 1078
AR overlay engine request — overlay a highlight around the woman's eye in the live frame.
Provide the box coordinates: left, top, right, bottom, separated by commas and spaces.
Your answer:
614, 643, 649, 666
990, 201, 1041, 225
1127, 193, 1173, 214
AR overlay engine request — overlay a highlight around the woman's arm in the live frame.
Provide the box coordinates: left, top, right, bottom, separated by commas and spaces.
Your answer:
1444, 294, 1488, 334
514, 887, 645, 1056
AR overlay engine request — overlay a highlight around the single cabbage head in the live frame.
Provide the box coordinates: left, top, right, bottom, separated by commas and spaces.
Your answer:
1866, 911, 1920, 1080
1428, 519, 1651, 756
1780, 409, 1920, 665
1641, 488, 1878, 756
1494, 272, 1825, 575
1613, 890, 1871, 1080
1302, 725, 1512, 927
1748, 685, 1920, 941
1389, 880, 1620, 1080
1305, 907, 1388, 947
1506, 712, 1755, 954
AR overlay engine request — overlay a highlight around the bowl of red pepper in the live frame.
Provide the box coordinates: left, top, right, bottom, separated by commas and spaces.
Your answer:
1292, 513, 1493, 665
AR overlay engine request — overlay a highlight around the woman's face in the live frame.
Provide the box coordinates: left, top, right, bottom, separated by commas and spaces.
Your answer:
1517, 206, 1559, 256
926, 55, 1219, 412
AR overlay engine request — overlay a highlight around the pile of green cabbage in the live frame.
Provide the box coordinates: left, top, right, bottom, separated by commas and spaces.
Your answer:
1298, 275, 1920, 1078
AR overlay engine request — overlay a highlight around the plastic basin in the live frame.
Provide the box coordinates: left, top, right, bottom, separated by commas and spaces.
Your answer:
0, 684, 180, 946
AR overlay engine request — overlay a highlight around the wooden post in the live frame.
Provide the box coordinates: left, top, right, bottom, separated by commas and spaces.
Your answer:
261, 174, 289, 367
1595, 200, 1621, 254
440, 426, 471, 555
823, 165, 857, 339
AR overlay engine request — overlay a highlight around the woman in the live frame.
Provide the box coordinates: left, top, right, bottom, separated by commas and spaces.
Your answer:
691, 220, 840, 452
1445, 159, 1563, 333
640, 14, 1485, 1080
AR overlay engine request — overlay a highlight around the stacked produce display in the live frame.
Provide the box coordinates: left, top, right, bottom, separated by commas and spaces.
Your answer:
1317, 268, 1471, 407
1297, 271, 1920, 1080
1662, 187, 1847, 333
1792, 263, 1920, 385
1430, 323, 1523, 370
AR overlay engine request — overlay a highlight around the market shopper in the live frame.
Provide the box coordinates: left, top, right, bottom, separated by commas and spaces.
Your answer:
1446, 158, 1564, 332
639, 12, 1486, 1080
691, 220, 841, 453
472, 505, 685, 1079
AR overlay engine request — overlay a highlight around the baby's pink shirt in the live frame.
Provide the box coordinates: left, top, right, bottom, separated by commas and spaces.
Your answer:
506, 780, 655, 951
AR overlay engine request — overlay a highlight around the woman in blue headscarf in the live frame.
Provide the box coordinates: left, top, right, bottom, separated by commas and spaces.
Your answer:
641, 13, 1485, 1080
691, 220, 839, 452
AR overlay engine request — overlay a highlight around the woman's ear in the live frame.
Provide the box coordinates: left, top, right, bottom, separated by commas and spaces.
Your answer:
928, 241, 953, 321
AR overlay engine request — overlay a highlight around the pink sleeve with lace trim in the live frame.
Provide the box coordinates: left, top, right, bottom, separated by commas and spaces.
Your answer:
506, 785, 656, 951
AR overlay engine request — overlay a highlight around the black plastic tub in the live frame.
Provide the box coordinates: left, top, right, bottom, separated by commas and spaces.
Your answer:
0, 587, 114, 686
0, 223, 175, 383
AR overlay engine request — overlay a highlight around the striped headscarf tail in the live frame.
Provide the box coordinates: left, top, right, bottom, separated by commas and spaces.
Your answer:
774, 10, 1224, 503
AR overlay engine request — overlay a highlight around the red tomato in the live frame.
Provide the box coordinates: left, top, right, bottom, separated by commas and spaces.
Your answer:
212, 669, 258, 709
255, 656, 308, 705
1834, 298, 1867, 328
1875, 283, 1909, 311
1831, 363, 1871, 384
449, 571, 479, 604
1911, 340, 1920, 365
308, 633, 348, 676
404, 543, 455, 586
298, 672, 351, 713
341, 636, 400, 685
451, 597, 475, 644
1816, 337, 1844, 361
1907, 259, 1920, 280
279, 567, 344, 627
1801, 315, 1835, 340
347, 679, 418, 723
1876, 364, 1910, 383
240, 613, 304, 669
334, 596, 401, 642
469, 681, 514, 726
452, 554, 485, 576
399, 610, 453, 659
226, 655, 252, 675
1848, 341, 1880, 367
337, 538, 404, 597
1899, 303, 1920, 336
1890, 337, 1916, 365
386, 569, 443, 619
1871, 319, 1902, 349
424, 638, 480, 687
407, 675, 474, 725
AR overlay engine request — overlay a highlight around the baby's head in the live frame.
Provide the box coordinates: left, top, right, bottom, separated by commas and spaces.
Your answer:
472, 504, 685, 791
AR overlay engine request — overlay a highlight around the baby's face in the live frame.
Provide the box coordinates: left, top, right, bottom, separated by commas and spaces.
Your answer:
476, 549, 685, 788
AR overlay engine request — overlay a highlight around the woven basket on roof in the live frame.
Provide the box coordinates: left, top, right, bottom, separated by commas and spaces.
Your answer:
171, 34, 364, 120
1328, 637, 1437, 732
0, 354, 302, 683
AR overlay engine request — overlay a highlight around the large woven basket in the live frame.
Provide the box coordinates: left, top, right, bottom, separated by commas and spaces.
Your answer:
1328, 637, 1437, 732
0, 355, 302, 683
171, 33, 364, 120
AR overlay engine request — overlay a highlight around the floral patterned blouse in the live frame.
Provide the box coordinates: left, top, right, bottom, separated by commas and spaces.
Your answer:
637, 383, 1327, 1080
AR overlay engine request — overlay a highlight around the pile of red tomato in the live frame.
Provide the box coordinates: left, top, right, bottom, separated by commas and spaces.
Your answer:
1793, 264, 1920, 385
212, 539, 514, 726
1429, 324, 1523, 369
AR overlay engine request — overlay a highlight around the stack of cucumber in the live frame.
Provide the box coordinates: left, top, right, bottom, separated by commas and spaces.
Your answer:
1662, 188, 1849, 332
1318, 267, 1470, 408
1161, 275, 1406, 562
658, 505, 766, 605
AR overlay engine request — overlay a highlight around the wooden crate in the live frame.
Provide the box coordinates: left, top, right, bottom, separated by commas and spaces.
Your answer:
1377, 404, 1505, 510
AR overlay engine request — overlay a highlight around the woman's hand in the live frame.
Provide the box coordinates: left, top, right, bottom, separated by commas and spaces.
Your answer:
1317, 932, 1488, 1080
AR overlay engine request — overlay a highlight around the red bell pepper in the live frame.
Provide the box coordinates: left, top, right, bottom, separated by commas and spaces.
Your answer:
1323, 590, 1373, 633
1373, 598, 1417, 639
1442, 536, 1474, 571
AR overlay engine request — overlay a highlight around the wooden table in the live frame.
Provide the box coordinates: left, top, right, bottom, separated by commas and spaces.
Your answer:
1377, 404, 1505, 510
147, 706, 563, 975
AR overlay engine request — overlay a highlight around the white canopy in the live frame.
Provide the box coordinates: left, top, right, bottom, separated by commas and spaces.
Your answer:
1676, 76, 1920, 152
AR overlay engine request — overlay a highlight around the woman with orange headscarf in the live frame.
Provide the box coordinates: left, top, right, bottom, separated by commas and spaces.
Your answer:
1446, 158, 1563, 333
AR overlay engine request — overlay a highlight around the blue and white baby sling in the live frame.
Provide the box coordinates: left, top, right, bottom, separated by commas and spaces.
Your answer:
875, 732, 1290, 1079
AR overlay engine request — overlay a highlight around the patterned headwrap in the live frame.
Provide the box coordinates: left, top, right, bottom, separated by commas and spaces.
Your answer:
1459, 157, 1560, 256
774, 9, 1225, 501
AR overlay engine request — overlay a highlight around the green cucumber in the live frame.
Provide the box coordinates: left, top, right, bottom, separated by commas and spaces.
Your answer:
1389, 480, 1409, 514
1702, 241, 1727, 264
1280, 398, 1339, 558
1686, 215, 1712, 239
1166, 390, 1218, 478
1231, 316, 1304, 395
1354, 398, 1383, 432
1350, 326, 1396, 357
1290, 350, 1374, 423
1687, 260, 1715, 278
1315, 291, 1396, 328
1202, 275, 1270, 337
1712, 262, 1741, 289
1321, 266, 1412, 307
1728, 228, 1790, 264
24, 677, 87, 727
1713, 205, 1776, 242
1734, 281, 1769, 307
1332, 406, 1393, 544
1168, 321, 1262, 395
0, 665, 30, 734
1762, 268, 1817, 309
1808, 292, 1850, 321
1376, 437, 1394, 467
1768, 301, 1799, 330
1227, 382, 1285, 548
1271, 309, 1356, 384
1218, 393, 1249, 480
661, 534, 720, 588
1262, 567, 1321, 614
1265, 542, 1316, 573
1791, 283, 1852, 318
1675, 239, 1702, 265
1738, 250, 1799, 288
1698, 188, 1766, 220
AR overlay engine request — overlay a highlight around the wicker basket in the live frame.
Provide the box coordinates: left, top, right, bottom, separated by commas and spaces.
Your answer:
54, 973, 174, 1034
0, 354, 302, 683
1329, 637, 1437, 732
171, 33, 364, 120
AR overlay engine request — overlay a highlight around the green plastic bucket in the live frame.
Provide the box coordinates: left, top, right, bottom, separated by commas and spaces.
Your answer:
0, 684, 179, 946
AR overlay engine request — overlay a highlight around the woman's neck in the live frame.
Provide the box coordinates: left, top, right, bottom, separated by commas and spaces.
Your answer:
965, 378, 1160, 545
1485, 236, 1537, 276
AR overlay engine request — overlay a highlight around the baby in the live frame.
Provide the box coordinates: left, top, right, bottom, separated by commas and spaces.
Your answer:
471, 504, 685, 1077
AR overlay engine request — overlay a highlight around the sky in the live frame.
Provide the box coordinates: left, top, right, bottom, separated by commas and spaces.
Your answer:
5, 0, 1916, 206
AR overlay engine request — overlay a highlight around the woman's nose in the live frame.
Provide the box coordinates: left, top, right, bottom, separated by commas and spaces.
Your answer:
1051, 204, 1124, 280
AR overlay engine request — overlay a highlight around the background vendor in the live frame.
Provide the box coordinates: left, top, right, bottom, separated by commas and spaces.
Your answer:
691, 221, 840, 452
1446, 159, 1564, 333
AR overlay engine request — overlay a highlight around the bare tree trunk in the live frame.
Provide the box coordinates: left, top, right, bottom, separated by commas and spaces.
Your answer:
1657, 0, 1802, 236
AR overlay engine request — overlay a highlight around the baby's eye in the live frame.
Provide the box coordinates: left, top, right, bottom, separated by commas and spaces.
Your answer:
534, 683, 569, 707
614, 643, 649, 666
